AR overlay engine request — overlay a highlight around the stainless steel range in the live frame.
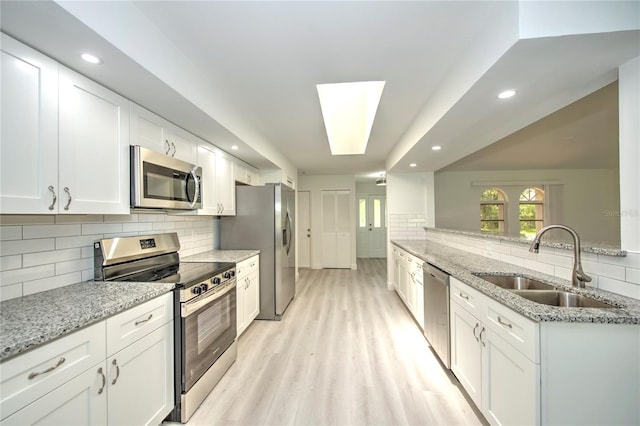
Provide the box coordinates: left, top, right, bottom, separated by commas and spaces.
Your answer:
94, 232, 237, 423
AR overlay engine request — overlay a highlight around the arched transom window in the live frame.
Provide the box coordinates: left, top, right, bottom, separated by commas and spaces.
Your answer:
519, 187, 544, 237
480, 188, 506, 234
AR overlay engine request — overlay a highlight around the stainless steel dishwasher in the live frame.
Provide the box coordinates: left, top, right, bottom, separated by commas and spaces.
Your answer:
423, 262, 450, 369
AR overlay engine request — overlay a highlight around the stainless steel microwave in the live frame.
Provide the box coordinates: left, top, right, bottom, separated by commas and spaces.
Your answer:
130, 145, 202, 210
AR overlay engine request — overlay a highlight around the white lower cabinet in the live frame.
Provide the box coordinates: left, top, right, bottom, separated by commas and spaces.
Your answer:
450, 276, 639, 425
393, 246, 424, 329
236, 255, 260, 337
0, 293, 174, 426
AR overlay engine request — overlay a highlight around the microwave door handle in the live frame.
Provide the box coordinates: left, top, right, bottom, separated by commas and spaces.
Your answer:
187, 168, 200, 209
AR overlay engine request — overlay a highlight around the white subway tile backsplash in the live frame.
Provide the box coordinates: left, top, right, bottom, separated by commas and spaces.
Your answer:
0, 213, 217, 300
56, 258, 93, 275
597, 251, 640, 268
523, 259, 555, 276
598, 276, 640, 300
583, 260, 626, 281
0, 255, 21, 271
23, 272, 82, 295
23, 248, 82, 267
626, 267, 640, 285
23, 224, 81, 239
1, 264, 54, 285
0, 226, 22, 241
499, 254, 525, 267
0, 284, 23, 301
82, 223, 123, 235
56, 235, 103, 250
1, 238, 55, 256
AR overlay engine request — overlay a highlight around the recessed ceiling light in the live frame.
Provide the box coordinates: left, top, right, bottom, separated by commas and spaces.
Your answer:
81, 53, 102, 65
409, 163, 417, 168
497, 89, 516, 99
231, 145, 239, 150
316, 81, 386, 155
432, 145, 442, 151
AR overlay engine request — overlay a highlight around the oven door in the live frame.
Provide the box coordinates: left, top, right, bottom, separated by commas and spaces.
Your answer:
131, 145, 202, 210
181, 280, 236, 392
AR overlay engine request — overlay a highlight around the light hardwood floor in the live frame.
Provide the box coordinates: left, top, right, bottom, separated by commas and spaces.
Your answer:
185, 259, 483, 426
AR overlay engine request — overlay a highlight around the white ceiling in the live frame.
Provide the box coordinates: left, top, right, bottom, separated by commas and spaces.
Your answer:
1, 1, 638, 180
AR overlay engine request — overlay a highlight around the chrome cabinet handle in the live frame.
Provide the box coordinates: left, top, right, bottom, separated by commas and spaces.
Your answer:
28, 357, 65, 379
164, 140, 171, 155
111, 359, 120, 385
479, 327, 486, 347
472, 323, 480, 342
135, 314, 153, 326
459, 292, 469, 300
171, 142, 176, 157
63, 187, 72, 210
97, 367, 106, 394
497, 316, 513, 329
48, 186, 57, 210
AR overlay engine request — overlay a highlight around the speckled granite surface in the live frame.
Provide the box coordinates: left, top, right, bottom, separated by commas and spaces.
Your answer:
0, 281, 174, 361
426, 227, 626, 257
393, 240, 640, 324
183, 249, 259, 263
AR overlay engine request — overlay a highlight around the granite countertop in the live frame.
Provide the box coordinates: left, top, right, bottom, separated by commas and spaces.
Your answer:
0, 281, 174, 362
183, 249, 259, 263
392, 240, 640, 324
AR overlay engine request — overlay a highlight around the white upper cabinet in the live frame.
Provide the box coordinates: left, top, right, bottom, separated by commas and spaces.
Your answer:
1, 34, 59, 213
234, 160, 258, 186
58, 67, 130, 214
216, 151, 235, 216
130, 103, 196, 164
1, 34, 129, 215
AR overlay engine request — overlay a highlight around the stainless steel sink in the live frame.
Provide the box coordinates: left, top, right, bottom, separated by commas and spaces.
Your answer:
474, 274, 555, 291
511, 290, 615, 308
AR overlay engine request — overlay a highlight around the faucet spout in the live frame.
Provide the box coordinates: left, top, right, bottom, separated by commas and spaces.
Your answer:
528, 224, 592, 288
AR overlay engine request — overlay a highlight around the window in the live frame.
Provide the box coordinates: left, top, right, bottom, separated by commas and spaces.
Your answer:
519, 187, 544, 237
358, 198, 366, 227
480, 188, 506, 234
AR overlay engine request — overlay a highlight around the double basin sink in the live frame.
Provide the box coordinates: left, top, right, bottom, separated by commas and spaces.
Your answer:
473, 274, 614, 309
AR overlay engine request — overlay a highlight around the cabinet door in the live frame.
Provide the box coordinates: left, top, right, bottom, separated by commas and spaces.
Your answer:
216, 152, 235, 215
166, 126, 196, 164
107, 322, 174, 426
482, 328, 539, 426
398, 262, 408, 303
450, 301, 482, 407
0, 34, 58, 214
415, 278, 424, 330
58, 67, 129, 214
246, 167, 258, 185
130, 104, 169, 155
244, 270, 260, 326
2, 364, 108, 426
236, 282, 246, 338
196, 143, 219, 215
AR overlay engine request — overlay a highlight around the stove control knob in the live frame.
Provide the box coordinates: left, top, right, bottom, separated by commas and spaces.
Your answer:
200, 283, 209, 292
213, 277, 221, 285
224, 271, 231, 279
192, 286, 202, 295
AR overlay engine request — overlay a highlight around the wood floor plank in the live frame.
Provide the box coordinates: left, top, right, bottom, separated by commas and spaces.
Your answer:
183, 258, 483, 426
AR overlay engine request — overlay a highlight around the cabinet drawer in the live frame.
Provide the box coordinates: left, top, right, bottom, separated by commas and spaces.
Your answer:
450, 277, 484, 317
484, 299, 539, 363
106, 293, 172, 356
236, 255, 259, 279
0, 321, 106, 420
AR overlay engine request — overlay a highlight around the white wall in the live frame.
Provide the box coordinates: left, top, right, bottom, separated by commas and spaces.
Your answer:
297, 174, 357, 270
434, 169, 621, 244
0, 213, 218, 301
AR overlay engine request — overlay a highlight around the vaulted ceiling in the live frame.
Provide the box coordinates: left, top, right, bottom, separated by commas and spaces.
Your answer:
1, 1, 638, 180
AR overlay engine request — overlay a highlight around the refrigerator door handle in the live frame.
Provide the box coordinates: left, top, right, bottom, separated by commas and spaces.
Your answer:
285, 210, 293, 255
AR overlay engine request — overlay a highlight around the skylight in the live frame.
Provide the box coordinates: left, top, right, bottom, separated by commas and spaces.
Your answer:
316, 81, 385, 155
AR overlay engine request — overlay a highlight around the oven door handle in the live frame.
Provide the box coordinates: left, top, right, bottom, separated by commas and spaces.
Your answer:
182, 280, 236, 318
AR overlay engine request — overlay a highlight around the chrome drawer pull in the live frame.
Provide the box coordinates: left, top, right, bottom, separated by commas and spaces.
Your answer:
497, 316, 513, 329
459, 292, 469, 300
134, 314, 153, 326
48, 186, 57, 210
479, 327, 486, 347
28, 357, 65, 379
97, 367, 106, 394
111, 359, 120, 385
473, 323, 480, 342
164, 140, 171, 155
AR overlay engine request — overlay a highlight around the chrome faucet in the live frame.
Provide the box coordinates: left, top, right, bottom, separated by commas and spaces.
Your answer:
529, 224, 592, 288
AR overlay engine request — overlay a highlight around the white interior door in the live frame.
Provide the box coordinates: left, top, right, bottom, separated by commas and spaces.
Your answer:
322, 190, 351, 269
298, 191, 311, 268
356, 194, 387, 258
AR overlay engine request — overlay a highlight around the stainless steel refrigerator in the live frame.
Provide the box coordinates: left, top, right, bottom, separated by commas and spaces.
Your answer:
221, 183, 295, 320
